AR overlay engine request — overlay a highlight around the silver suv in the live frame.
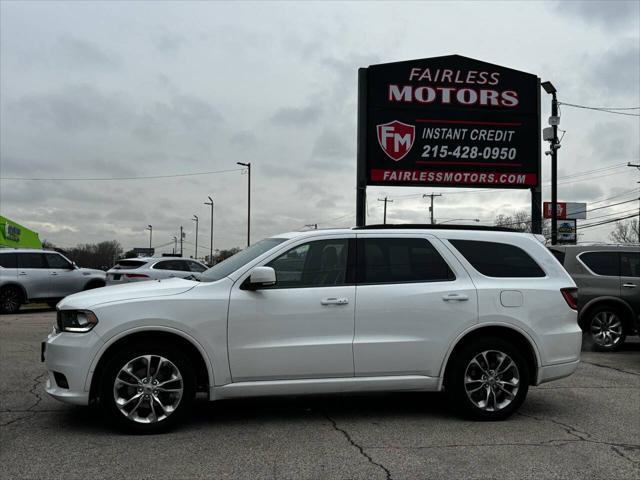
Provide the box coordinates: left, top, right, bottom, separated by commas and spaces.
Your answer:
106, 257, 208, 285
0, 249, 106, 313
549, 244, 639, 351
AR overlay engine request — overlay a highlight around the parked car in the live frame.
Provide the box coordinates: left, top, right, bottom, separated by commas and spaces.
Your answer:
548, 244, 639, 351
43, 226, 581, 433
0, 249, 106, 313
106, 257, 208, 285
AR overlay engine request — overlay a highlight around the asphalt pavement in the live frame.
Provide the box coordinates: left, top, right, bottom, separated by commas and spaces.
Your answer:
1, 310, 638, 479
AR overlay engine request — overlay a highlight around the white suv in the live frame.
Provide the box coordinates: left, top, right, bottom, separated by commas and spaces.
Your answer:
42, 226, 582, 433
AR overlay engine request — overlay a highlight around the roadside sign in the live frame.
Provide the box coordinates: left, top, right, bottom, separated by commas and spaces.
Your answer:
133, 247, 155, 257
543, 202, 587, 219
360, 55, 540, 189
556, 219, 577, 244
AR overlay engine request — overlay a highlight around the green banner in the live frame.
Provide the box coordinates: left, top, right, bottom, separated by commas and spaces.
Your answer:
0, 216, 43, 249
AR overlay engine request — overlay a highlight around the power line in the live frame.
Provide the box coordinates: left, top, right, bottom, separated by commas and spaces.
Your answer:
558, 102, 640, 117
559, 102, 640, 111
0, 168, 244, 181
578, 213, 639, 230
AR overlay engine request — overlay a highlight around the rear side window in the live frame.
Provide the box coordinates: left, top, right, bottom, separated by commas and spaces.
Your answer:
188, 261, 207, 273
579, 251, 619, 276
450, 240, 545, 278
357, 238, 454, 284
113, 260, 146, 270
620, 252, 639, 277
0, 253, 17, 268
17, 253, 47, 269
154, 260, 189, 271
548, 248, 565, 265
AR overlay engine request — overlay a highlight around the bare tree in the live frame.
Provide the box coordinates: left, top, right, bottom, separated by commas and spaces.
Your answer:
609, 219, 639, 244
494, 210, 551, 239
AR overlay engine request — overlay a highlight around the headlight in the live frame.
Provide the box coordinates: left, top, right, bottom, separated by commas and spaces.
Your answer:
56, 310, 99, 333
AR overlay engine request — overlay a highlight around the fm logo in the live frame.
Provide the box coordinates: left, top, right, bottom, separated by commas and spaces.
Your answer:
376, 120, 415, 162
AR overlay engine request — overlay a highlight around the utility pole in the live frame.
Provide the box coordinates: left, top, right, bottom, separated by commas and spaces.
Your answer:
204, 196, 214, 265
179, 226, 184, 257
192, 215, 199, 260
237, 162, 251, 247
628, 162, 640, 243
423, 193, 442, 224
173, 236, 177, 255
377, 197, 393, 224
542, 81, 560, 245
146, 225, 152, 249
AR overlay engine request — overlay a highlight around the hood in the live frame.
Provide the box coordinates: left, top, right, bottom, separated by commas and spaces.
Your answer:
58, 277, 197, 309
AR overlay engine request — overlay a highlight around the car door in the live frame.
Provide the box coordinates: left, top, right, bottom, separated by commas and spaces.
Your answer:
46, 253, 84, 297
620, 251, 640, 319
227, 235, 356, 382
575, 251, 621, 310
16, 252, 51, 299
353, 234, 477, 378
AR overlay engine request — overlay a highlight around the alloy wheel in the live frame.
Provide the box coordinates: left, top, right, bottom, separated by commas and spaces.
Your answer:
113, 355, 183, 424
0, 288, 21, 313
590, 312, 623, 348
464, 350, 520, 412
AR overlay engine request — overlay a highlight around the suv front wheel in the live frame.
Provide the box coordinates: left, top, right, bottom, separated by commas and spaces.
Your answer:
587, 306, 626, 352
445, 337, 529, 420
99, 342, 196, 433
0, 285, 23, 314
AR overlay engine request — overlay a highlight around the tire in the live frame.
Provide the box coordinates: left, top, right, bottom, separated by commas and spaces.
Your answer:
99, 341, 196, 434
587, 306, 626, 352
0, 285, 23, 314
445, 337, 529, 420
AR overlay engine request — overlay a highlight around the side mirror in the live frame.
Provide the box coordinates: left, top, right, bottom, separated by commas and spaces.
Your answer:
70, 262, 78, 270
246, 266, 276, 290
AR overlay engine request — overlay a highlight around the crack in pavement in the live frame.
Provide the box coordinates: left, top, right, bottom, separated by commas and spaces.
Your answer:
517, 412, 640, 465
324, 412, 393, 480
580, 360, 640, 377
0, 371, 48, 427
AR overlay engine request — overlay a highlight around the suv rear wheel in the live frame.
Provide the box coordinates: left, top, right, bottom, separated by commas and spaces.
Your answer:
445, 337, 529, 420
587, 306, 626, 352
99, 341, 196, 433
0, 285, 23, 314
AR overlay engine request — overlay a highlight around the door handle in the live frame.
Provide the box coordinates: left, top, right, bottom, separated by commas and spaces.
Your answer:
622, 283, 636, 288
18, 272, 27, 276
321, 297, 349, 305
51, 272, 59, 276
442, 293, 469, 302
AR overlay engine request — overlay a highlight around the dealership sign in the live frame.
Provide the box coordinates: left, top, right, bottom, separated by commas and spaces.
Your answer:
556, 219, 577, 244
360, 55, 540, 189
543, 202, 587, 220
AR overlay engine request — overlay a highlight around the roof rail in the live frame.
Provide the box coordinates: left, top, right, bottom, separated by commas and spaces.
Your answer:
352, 224, 519, 232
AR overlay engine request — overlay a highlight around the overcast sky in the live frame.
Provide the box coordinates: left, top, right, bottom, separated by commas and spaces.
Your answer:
1, 0, 638, 256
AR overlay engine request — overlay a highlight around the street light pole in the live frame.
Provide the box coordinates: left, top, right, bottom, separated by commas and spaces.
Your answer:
173, 236, 177, 254
542, 81, 559, 245
204, 196, 214, 265
237, 162, 251, 247
192, 215, 199, 260
146, 225, 152, 249
179, 226, 184, 257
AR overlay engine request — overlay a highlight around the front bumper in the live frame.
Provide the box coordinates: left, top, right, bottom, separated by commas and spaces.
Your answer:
42, 328, 104, 406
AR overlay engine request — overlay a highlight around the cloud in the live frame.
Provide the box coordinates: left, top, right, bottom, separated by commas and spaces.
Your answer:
553, 0, 640, 30
56, 35, 121, 69
588, 39, 640, 97
270, 105, 322, 127
154, 31, 187, 54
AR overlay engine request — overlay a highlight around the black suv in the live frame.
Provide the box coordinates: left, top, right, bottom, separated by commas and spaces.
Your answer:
549, 245, 639, 351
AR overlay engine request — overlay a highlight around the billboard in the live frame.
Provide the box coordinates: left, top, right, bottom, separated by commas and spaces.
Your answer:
556, 219, 577, 244
360, 55, 540, 189
544, 202, 587, 220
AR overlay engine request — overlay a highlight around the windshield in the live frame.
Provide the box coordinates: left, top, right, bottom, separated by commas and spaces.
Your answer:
200, 238, 287, 282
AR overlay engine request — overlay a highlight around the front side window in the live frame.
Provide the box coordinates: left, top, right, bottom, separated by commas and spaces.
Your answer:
188, 261, 207, 273
579, 251, 619, 277
46, 253, 72, 269
449, 239, 545, 278
267, 239, 349, 288
17, 253, 47, 269
620, 252, 639, 278
154, 260, 186, 271
357, 237, 454, 284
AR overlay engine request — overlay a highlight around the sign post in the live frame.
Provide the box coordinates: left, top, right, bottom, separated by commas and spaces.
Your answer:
356, 55, 542, 231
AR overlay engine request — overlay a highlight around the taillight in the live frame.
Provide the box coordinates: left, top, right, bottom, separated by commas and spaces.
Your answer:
561, 288, 578, 310
125, 273, 149, 278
